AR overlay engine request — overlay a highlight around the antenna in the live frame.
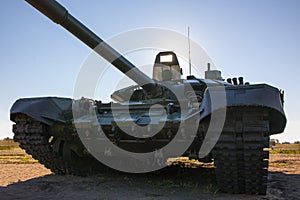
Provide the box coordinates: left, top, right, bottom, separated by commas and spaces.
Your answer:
188, 27, 192, 75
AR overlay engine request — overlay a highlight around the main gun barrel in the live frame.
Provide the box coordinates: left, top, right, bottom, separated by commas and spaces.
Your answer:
25, 0, 157, 94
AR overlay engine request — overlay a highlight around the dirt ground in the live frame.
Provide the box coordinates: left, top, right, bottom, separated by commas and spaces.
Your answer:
0, 153, 299, 200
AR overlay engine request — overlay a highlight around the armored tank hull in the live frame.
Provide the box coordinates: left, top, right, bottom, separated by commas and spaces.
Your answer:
11, 83, 286, 194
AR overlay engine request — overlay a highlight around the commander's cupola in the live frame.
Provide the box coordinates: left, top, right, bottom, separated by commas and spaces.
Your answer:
152, 51, 182, 82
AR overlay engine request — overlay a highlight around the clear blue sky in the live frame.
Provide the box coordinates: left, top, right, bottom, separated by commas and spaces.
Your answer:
0, 0, 299, 142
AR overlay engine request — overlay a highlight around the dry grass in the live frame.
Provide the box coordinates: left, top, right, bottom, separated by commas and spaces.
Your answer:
0, 139, 37, 164
0, 138, 19, 147
1, 139, 300, 165
272, 143, 300, 150
270, 143, 300, 154
270, 150, 300, 154
0, 146, 16, 150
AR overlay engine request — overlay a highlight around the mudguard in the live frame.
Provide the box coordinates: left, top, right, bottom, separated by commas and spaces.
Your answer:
199, 84, 286, 134
10, 97, 72, 125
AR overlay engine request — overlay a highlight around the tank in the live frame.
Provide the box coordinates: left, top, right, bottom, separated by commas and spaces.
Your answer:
11, 0, 286, 195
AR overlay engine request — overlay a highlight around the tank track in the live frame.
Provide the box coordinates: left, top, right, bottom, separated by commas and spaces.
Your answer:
12, 115, 106, 176
212, 108, 270, 195
13, 109, 271, 195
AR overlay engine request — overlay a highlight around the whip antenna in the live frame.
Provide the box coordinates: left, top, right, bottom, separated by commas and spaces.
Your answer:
188, 27, 192, 75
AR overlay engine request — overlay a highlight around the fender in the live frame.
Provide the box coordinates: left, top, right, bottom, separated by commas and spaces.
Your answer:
10, 97, 72, 125
199, 84, 286, 134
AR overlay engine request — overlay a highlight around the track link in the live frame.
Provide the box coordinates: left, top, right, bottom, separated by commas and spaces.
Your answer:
13, 115, 68, 174
12, 115, 106, 176
212, 109, 270, 195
